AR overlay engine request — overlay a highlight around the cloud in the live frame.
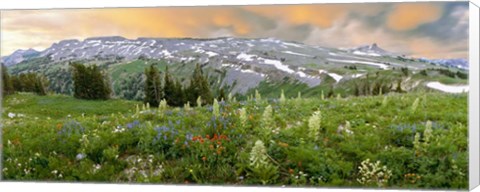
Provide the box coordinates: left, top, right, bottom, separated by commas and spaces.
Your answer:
0, 2, 469, 59
386, 3, 443, 31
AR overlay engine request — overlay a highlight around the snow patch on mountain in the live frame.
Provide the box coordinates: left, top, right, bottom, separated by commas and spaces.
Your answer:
426, 82, 469, 93
327, 58, 389, 70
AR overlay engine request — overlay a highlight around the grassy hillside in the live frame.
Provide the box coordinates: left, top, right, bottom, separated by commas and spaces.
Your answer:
2, 91, 468, 189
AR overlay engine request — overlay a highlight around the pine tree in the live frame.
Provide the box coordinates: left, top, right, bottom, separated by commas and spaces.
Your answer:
172, 79, 186, 107
144, 64, 163, 107
33, 75, 47, 96
188, 64, 213, 105
1, 64, 14, 96
163, 65, 176, 106
218, 87, 226, 101
71, 63, 111, 100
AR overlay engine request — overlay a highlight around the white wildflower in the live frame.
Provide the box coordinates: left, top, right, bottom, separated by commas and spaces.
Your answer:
279, 89, 286, 104
8, 112, 16, 118
250, 140, 268, 167
239, 108, 247, 126
308, 110, 322, 141
411, 98, 419, 113
196, 96, 202, 107
213, 98, 220, 117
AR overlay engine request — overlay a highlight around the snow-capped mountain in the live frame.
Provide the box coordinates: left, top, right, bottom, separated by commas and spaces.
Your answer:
419, 58, 469, 70
4, 36, 464, 97
1, 48, 40, 66
347, 43, 393, 57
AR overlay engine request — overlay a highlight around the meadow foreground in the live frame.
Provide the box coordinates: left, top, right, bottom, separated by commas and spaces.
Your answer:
1, 92, 468, 189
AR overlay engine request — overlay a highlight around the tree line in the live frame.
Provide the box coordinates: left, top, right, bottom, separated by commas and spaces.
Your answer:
144, 63, 215, 107
70, 62, 219, 107
2, 64, 48, 96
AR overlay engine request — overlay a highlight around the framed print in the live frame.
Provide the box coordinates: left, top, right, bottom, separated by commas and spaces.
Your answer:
1, 0, 479, 191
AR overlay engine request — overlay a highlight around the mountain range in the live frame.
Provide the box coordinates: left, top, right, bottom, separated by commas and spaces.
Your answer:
1, 36, 469, 100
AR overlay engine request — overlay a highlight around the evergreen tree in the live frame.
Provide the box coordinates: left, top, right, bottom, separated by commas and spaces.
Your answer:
172, 79, 186, 107
218, 87, 226, 101
163, 66, 176, 106
33, 75, 48, 96
187, 64, 213, 105
144, 64, 163, 107
1, 64, 14, 96
71, 63, 111, 100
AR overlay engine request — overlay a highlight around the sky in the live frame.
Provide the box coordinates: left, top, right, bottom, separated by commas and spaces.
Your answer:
0, 2, 469, 59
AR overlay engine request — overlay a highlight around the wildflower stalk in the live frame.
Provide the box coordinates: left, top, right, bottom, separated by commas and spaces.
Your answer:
239, 108, 247, 126
213, 99, 220, 118
255, 89, 262, 101
308, 110, 322, 141
261, 105, 274, 136
381, 96, 388, 107
280, 89, 286, 104
196, 96, 202, 107
411, 98, 419, 113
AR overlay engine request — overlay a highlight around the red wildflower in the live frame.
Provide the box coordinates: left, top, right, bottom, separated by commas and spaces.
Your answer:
202, 156, 207, 161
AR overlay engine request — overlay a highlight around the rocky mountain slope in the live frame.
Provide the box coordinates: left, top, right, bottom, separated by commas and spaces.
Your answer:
2, 36, 469, 100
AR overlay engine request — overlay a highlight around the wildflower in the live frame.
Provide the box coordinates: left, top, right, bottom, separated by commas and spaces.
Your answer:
255, 89, 262, 101
357, 159, 392, 187
52, 170, 58, 175
202, 156, 207, 161
76, 153, 86, 160
93, 164, 102, 173
381, 96, 388, 107
8, 112, 16, 118
239, 108, 247, 126
279, 89, 286, 104
278, 142, 289, 148
239, 176, 244, 180
424, 120, 433, 143
308, 110, 322, 141
213, 99, 220, 117
197, 96, 202, 107
411, 98, 420, 113
250, 140, 269, 167
288, 168, 294, 174
261, 105, 274, 135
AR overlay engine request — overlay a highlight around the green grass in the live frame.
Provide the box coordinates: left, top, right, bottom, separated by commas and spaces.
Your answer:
2, 93, 141, 119
2, 91, 468, 188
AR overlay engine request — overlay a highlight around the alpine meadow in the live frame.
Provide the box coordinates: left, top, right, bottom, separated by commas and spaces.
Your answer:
0, 2, 470, 190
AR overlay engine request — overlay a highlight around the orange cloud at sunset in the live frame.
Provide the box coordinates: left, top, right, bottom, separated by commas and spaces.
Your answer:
0, 2, 469, 59
387, 3, 443, 31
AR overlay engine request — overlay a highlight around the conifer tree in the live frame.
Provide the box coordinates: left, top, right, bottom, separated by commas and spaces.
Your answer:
144, 64, 163, 107
1, 64, 14, 96
71, 63, 111, 100
218, 87, 226, 101
163, 66, 176, 106
173, 79, 186, 107
188, 64, 213, 105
